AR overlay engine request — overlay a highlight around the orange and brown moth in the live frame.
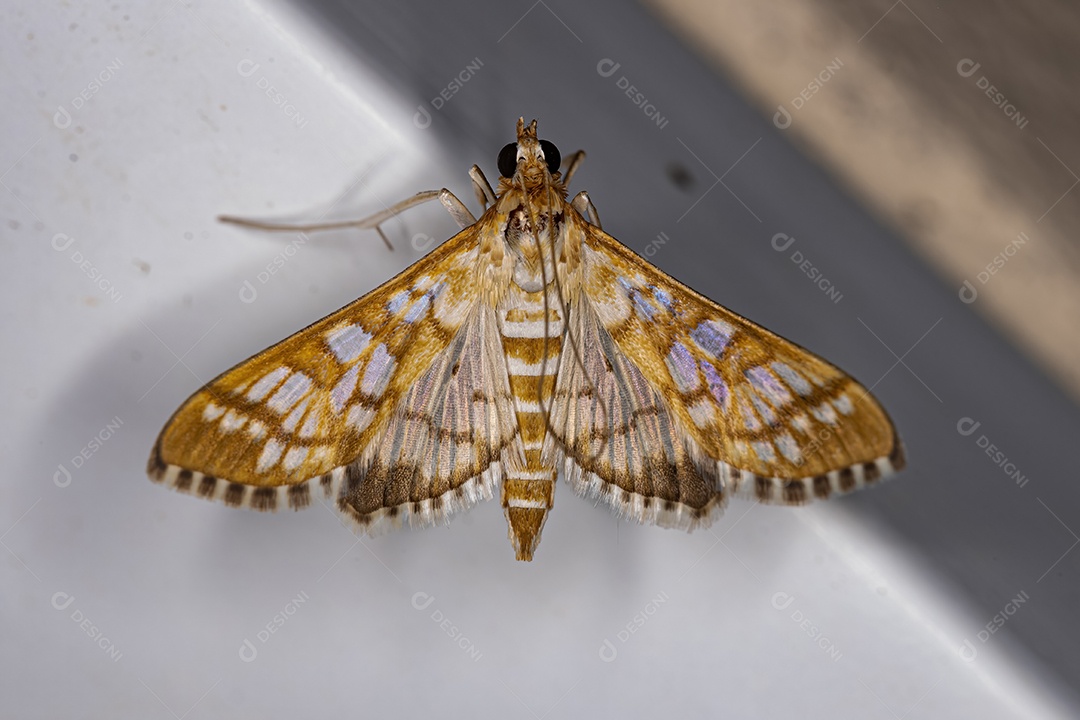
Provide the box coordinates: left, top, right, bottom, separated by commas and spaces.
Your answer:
148, 118, 904, 561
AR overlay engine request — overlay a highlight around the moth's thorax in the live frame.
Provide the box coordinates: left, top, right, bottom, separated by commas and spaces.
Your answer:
491, 186, 575, 295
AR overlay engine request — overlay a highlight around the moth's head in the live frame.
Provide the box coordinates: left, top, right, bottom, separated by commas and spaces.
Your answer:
497, 117, 561, 187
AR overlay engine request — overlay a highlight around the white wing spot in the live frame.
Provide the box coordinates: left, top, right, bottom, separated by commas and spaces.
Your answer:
282, 396, 311, 433
428, 279, 449, 298
690, 319, 735, 358
803, 366, 829, 388
811, 402, 839, 425
771, 362, 813, 396
246, 419, 267, 440
790, 413, 812, 435
256, 439, 284, 473
651, 285, 676, 314
747, 366, 793, 406
361, 344, 395, 398
752, 440, 777, 464
387, 290, 410, 314
220, 409, 247, 432
330, 365, 360, 413
834, 393, 855, 415
326, 324, 372, 364
267, 372, 312, 413
749, 392, 776, 426
619, 278, 659, 322
246, 367, 290, 402
776, 432, 802, 464
283, 446, 308, 472
740, 401, 761, 432
404, 294, 431, 323
687, 399, 716, 428
202, 402, 225, 421
412, 274, 447, 293
700, 360, 729, 409
300, 411, 320, 438
665, 342, 699, 393
347, 403, 375, 433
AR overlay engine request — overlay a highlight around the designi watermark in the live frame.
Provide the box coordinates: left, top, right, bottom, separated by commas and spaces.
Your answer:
957, 59, 1029, 130
412, 591, 482, 662
239, 233, 310, 304
958, 590, 1029, 662
52, 591, 122, 662
771, 591, 842, 661
414, 58, 484, 129
597, 59, 669, 130
237, 59, 309, 129
598, 591, 670, 662
774, 57, 844, 130
52, 233, 122, 303
771, 233, 843, 304
958, 231, 1028, 303
54, 415, 124, 487
239, 590, 310, 662
53, 58, 124, 129
642, 231, 671, 258
957, 417, 1029, 488
411, 233, 438, 253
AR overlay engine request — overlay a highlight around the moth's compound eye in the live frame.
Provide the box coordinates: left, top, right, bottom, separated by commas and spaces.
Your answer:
498, 143, 518, 178
539, 140, 561, 175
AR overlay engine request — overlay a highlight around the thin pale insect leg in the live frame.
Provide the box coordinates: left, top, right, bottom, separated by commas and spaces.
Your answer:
561, 150, 586, 187
219, 190, 443, 249
219, 190, 440, 233
219, 185, 477, 251
437, 188, 477, 228
469, 165, 496, 209
571, 191, 602, 230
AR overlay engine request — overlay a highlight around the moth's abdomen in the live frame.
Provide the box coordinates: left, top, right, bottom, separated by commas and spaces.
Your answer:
499, 287, 564, 561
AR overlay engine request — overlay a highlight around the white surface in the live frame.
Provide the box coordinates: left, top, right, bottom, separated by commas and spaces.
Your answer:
2, 0, 1076, 717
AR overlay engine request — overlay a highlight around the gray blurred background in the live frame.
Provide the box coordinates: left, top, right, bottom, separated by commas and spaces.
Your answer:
3, 0, 1078, 717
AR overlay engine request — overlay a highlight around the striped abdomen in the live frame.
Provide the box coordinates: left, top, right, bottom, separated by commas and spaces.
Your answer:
499, 285, 563, 560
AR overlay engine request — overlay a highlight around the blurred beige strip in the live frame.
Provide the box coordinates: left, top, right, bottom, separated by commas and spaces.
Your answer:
649, 0, 1080, 403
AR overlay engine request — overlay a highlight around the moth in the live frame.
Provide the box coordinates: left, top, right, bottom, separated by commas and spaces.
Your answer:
149, 118, 904, 561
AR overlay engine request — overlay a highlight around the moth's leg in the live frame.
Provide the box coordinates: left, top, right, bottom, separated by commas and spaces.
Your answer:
436, 188, 477, 228
561, 150, 586, 187
570, 191, 602, 230
219, 188, 475, 250
469, 165, 496, 210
